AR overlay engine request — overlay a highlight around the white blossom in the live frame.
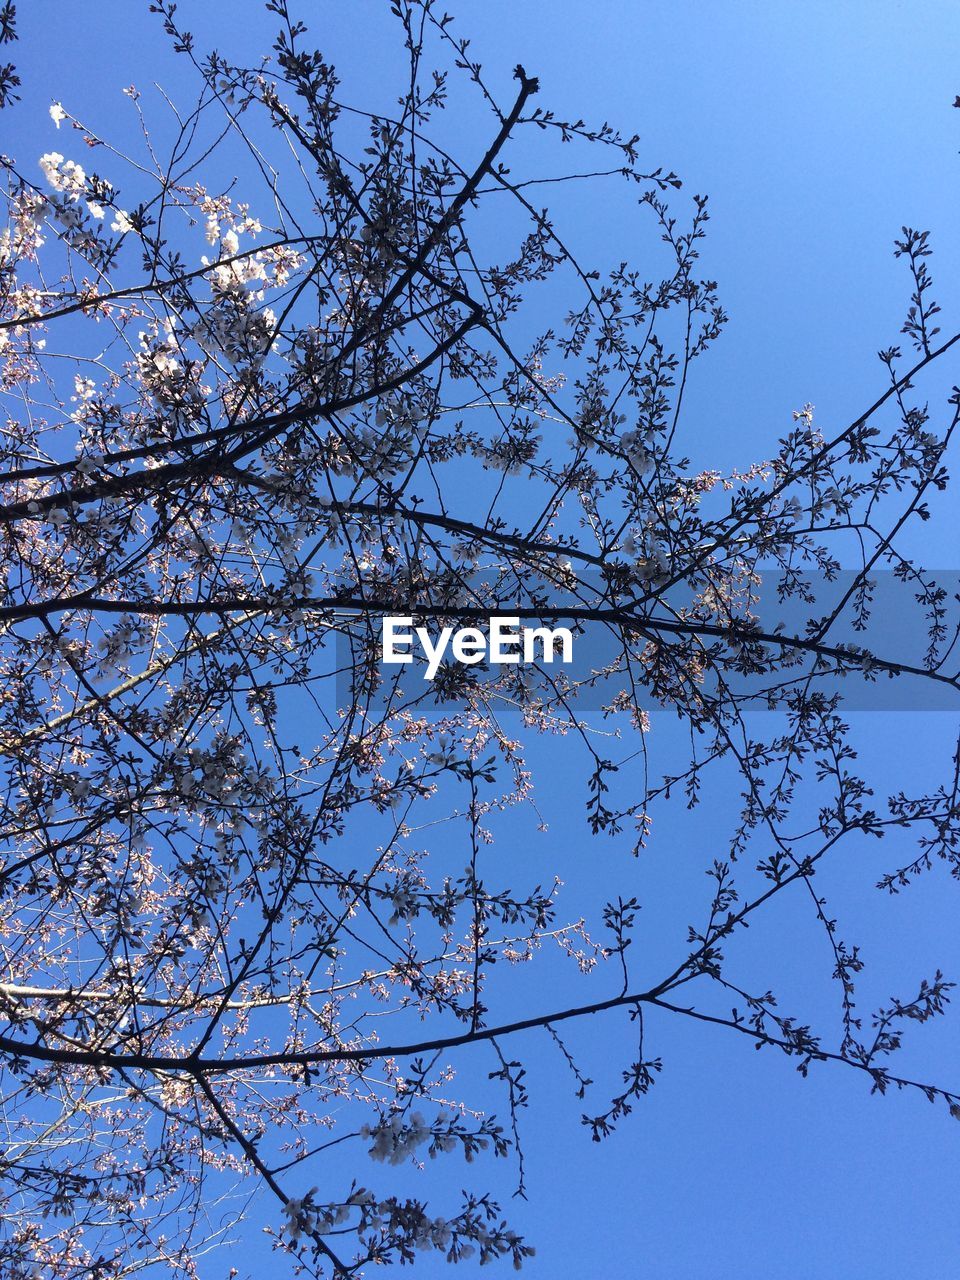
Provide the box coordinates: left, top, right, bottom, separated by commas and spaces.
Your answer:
782, 495, 803, 523
39, 152, 86, 197
362, 1111, 431, 1165
39, 151, 66, 189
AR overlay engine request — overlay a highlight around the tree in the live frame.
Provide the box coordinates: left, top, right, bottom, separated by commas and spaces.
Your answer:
0, 2, 958, 1275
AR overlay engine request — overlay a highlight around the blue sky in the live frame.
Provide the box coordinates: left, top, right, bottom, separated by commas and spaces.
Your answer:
9, 2, 960, 1277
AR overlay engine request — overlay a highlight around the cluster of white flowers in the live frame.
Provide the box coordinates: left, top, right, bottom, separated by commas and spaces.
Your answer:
346, 1188, 458, 1254
426, 735, 457, 767
362, 1111, 431, 1165
72, 374, 96, 402
280, 1190, 349, 1245
821, 486, 843, 515
353, 422, 417, 478
36, 151, 127, 239
198, 212, 290, 296
96, 616, 142, 675
169, 737, 270, 814
275, 526, 308, 571
45, 505, 71, 528
358, 1193, 522, 1262
54, 202, 87, 230
375, 396, 427, 438
620, 427, 657, 477
387, 880, 420, 924
266, 242, 304, 287
165, 211, 301, 367
39, 152, 87, 197
142, 348, 180, 379
136, 322, 182, 392
176, 528, 214, 558
483, 438, 534, 476
406, 1215, 455, 1253
375, 1210, 454, 1253
202, 249, 268, 292
38, 151, 102, 238
34, 632, 82, 677
781, 495, 804, 523
451, 540, 479, 568
0, 191, 48, 268
622, 528, 670, 584
158, 1075, 194, 1109
203, 203, 262, 247
189, 294, 277, 367
278, 1189, 490, 1260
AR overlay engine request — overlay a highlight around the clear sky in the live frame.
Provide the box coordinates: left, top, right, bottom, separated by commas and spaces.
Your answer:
9, 3, 960, 1277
